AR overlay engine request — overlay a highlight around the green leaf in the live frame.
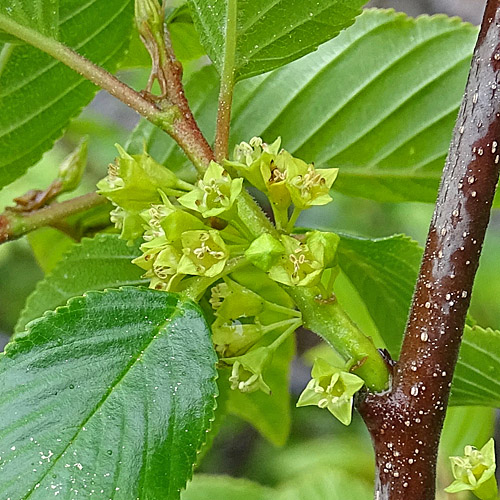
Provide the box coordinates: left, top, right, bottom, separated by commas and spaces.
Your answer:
188, 0, 366, 82
229, 9, 477, 202
0, 288, 218, 499
27, 227, 75, 274
450, 326, 500, 407
182, 475, 274, 500
0, 0, 134, 190
226, 335, 294, 446
0, 0, 59, 42
15, 233, 147, 333
279, 467, 372, 500
135, 10, 477, 203
439, 406, 495, 459
249, 435, 374, 485
337, 233, 422, 358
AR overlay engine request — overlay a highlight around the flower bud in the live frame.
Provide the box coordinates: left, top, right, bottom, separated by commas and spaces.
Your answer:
135, 0, 164, 39
245, 233, 284, 271
58, 137, 88, 193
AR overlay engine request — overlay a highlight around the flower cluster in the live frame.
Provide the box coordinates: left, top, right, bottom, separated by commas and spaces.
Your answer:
226, 137, 338, 230
297, 358, 365, 425
97, 141, 351, 400
97, 145, 192, 243
445, 439, 498, 500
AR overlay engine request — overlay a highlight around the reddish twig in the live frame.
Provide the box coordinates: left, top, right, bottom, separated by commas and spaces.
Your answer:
0, 192, 107, 244
358, 2, 500, 498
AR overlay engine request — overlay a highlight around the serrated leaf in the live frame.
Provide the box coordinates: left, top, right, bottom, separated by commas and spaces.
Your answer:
183, 475, 274, 500
189, 0, 366, 81
450, 326, 500, 407
0, 288, 218, 499
0, 0, 134, 190
337, 233, 422, 358
229, 9, 477, 202
132, 10, 478, 203
15, 233, 147, 333
0, 0, 58, 42
226, 335, 294, 446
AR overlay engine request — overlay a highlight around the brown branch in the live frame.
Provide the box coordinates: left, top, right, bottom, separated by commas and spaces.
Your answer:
137, 3, 215, 172
0, 192, 107, 244
358, 2, 500, 498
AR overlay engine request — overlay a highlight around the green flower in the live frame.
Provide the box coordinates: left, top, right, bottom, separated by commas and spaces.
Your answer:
268, 231, 339, 287
210, 280, 267, 357
226, 137, 281, 192
226, 346, 273, 394
132, 237, 182, 291
297, 358, 365, 425
286, 159, 338, 210
132, 209, 209, 290
97, 145, 191, 242
262, 151, 292, 211
178, 230, 229, 277
445, 439, 498, 500
245, 233, 285, 271
178, 161, 243, 218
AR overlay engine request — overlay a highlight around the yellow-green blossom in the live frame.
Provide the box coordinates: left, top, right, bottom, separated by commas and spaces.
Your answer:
97, 145, 191, 242
286, 159, 338, 209
226, 346, 273, 394
297, 357, 364, 425
210, 280, 267, 357
226, 137, 281, 192
178, 230, 229, 277
445, 439, 498, 500
178, 161, 243, 218
267, 231, 339, 287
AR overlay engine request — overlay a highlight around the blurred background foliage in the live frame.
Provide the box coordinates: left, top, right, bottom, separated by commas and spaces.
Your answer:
0, 1, 496, 499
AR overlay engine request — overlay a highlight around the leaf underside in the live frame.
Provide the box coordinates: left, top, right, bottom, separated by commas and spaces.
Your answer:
0, 0, 59, 41
0, 0, 134, 190
130, 9, 477, 204
0, 288, 218, 499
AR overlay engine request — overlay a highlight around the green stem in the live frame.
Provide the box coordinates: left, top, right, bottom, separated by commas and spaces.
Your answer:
229, 190, 389, 390
285, 287, 390, 392
262, 318, 302, 334
286, 207, 302, 232
268, 319, 302, 350
214, 0, 237, 162
182, 256, 248, 301
0, 13, 213, 172
0, 192, 107, 244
